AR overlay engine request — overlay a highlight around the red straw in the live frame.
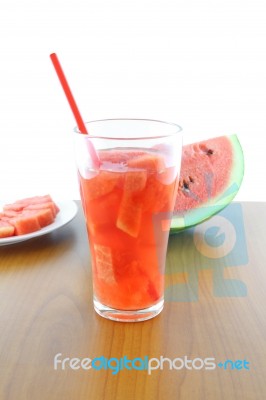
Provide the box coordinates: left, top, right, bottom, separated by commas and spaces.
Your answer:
50, 53, 100, 166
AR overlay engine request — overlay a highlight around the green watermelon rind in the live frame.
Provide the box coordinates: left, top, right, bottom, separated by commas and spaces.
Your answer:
170, 134, 244, 234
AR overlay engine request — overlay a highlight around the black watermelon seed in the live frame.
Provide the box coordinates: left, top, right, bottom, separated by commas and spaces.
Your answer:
183, 180, 189, 190
199, 143, 214, 156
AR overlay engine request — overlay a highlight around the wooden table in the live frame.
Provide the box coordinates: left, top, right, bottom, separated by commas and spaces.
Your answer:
0, 202, 265, 400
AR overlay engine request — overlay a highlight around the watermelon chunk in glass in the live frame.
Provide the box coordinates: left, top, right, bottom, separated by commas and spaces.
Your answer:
116, 194, 143, 238
127, 152, 165, 172
116, 153, 171, 238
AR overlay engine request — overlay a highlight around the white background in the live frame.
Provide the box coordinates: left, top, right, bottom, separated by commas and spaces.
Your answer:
0, 0, 265, 201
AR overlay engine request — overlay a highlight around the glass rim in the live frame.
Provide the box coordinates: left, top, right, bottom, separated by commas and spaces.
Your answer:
74, 118, 182, 140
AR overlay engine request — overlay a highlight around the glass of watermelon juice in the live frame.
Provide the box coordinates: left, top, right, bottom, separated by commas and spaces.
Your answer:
75, 119, 182, 322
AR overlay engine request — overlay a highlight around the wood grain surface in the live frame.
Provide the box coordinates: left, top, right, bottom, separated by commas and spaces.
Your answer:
0, 202, 265, 400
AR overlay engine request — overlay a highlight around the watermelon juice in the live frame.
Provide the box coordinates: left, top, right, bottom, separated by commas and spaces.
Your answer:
75, 119, 182, 321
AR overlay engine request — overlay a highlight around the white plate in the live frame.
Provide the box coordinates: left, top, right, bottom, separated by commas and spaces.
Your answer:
0, 200, 78, 246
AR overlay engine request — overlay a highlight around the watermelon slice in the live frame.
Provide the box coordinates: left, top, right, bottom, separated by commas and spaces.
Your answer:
3, 203, 25, 212
7, 213, 41, 235
0, 194, 60, 238
0, 221, 15, 238
24, 209, 55, 228
171, 135, 244, 232
13, 194, 54, 205
24, 202, 57, 218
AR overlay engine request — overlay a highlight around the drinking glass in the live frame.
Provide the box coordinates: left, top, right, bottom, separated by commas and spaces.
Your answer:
75, 119, 182, 322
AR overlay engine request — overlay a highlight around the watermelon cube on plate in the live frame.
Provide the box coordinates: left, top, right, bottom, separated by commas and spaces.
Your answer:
23, 209, 55, 228
14, 194, 53, 205
2, 210, 19, 218
0, 194, 60, 238
8, 213, 41, 235
24, 202, 58, 218
12, 195, 60, 214
3, 203, 25, 212
0, 221, 15, 238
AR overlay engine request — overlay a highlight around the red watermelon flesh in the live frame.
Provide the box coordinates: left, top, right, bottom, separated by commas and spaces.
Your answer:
0, 221, 15, 238
14, 194, 53, 205
1, 209, 54, 233
3, 203, 25, 212
1, 210, 19, 218
7, 213, 41, 235
24, 202, 57, 217
0, 195, 60, 238
23, 209, 55, 228
175, 136, 233, 212
171, 134, 244, 231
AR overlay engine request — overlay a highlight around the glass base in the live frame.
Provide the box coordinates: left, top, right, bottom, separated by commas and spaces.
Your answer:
93, 297, 164, 322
